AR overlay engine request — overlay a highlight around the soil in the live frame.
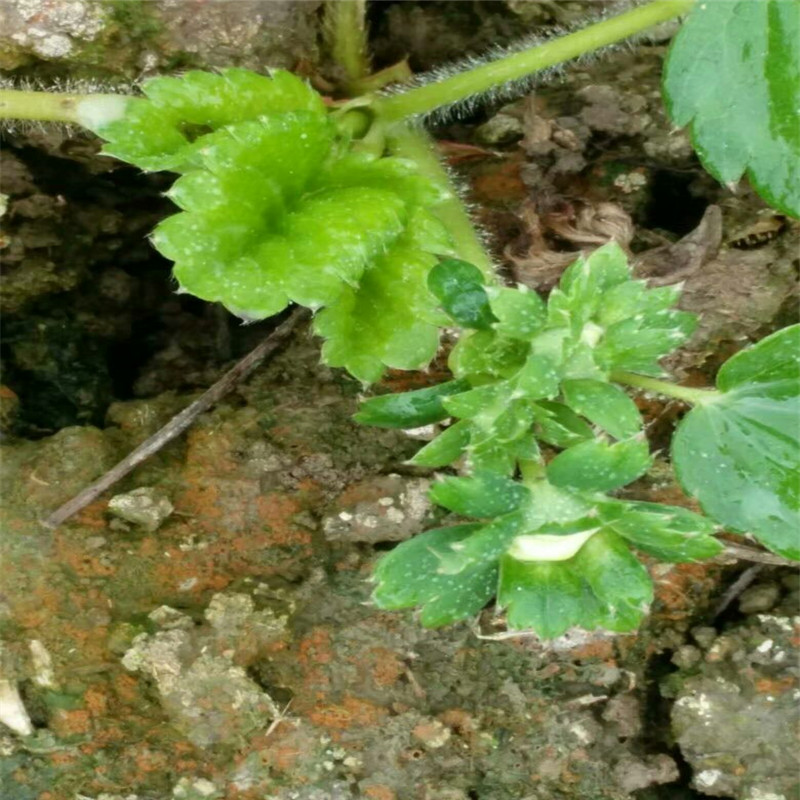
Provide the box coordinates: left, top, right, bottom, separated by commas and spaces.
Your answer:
1, 3, 798, 800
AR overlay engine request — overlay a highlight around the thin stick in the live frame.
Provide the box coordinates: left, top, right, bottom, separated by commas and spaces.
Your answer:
712, 564, 763, 620
721, 543, 796, 567
43, 307, 309, 529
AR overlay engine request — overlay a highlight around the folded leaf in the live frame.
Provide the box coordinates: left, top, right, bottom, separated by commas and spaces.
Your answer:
408, 420, 472, 467
354, 379, 471, 429
428, 258, 497, 329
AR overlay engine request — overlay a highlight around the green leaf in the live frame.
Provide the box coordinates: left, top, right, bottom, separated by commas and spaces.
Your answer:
547, 243, 631, 331
598, 501, 723, 562
531, 401, 595, 448
94, 69, 326, 172
371, 524, 497, 627
594, 311, 696, 376
672, 325, 800, 559
664, 0, 800, 217
429, 473, 530, 519
314, 223, 445, 382
487, 286, 547, 340
498, 557, 591, 638
514, 354, 561, 400
448, 330, 530, 383
428, 258, 497, 329
547, 437, 652, 492
573, 530, 653, 632
408, 420, 472, 467
562, 379, 642, 440
354, 378, 471, 429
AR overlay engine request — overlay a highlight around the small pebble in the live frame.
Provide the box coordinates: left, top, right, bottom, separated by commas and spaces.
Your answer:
738, 583, 781, 615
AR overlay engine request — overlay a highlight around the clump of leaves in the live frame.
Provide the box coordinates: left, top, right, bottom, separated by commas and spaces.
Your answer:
89, 68, 454, 382
362, 244, 798, 636
9, 0, 795, 638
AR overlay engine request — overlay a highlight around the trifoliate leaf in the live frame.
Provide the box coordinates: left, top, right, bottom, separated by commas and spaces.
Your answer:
547, 437, 651, 492
371, 524, 497, 627
562, 379, 642, 440
598, 501, 722, 562
354, 378, 471, 428
408, 420, 472, 467
487, 286, 547, 340
429, 473, 530, 519
428, 258, 497, 329
531, 401, 595, 449
664, 0, 800, 216
672, 325, 800, 559
498, 556, 592, 638
573, 530, 653, 631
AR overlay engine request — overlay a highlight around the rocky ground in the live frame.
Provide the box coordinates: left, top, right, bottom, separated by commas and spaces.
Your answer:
1, 3, 798, 799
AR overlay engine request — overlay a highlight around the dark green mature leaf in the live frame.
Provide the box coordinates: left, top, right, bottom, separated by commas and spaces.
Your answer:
409, 420, 472, 467
664, 0, 800, 217
598, 501, 723, 562
547, 437, 651, 492
672, 325, 800, 559
429, 473, 530, 518
354, 378, 470, 428
371, 524, 497, 627
562, 379, 642, 440
428, 258, 497, 329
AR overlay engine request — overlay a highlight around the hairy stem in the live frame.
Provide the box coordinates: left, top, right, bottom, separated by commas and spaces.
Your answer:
612, 371, 718, 405
324, 0, 371, 88
386, 124, 493, 274
0, 88, 118, 123
375, 0, 695, 121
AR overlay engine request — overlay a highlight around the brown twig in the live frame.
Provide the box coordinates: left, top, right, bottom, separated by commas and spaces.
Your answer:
712, 564, 763, 620
721, 543, 796, 567
43, 307, 309, 529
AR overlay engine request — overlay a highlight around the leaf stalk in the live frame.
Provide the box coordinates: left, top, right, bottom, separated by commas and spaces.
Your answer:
374, 0, 696, 121
611, 371, 718, 405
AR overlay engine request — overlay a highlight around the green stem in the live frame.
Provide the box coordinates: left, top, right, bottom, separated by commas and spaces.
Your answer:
0, 89, 102, 123
612, 371, 718, 405
374, 0, 695, 121
324, 0, 370, 89
385, 124, 493, 275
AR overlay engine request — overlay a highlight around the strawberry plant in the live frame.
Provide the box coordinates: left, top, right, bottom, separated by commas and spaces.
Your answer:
1, 0, 797, 637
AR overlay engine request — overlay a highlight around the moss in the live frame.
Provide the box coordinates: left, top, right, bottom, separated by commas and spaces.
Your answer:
108, 0, 164, 42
